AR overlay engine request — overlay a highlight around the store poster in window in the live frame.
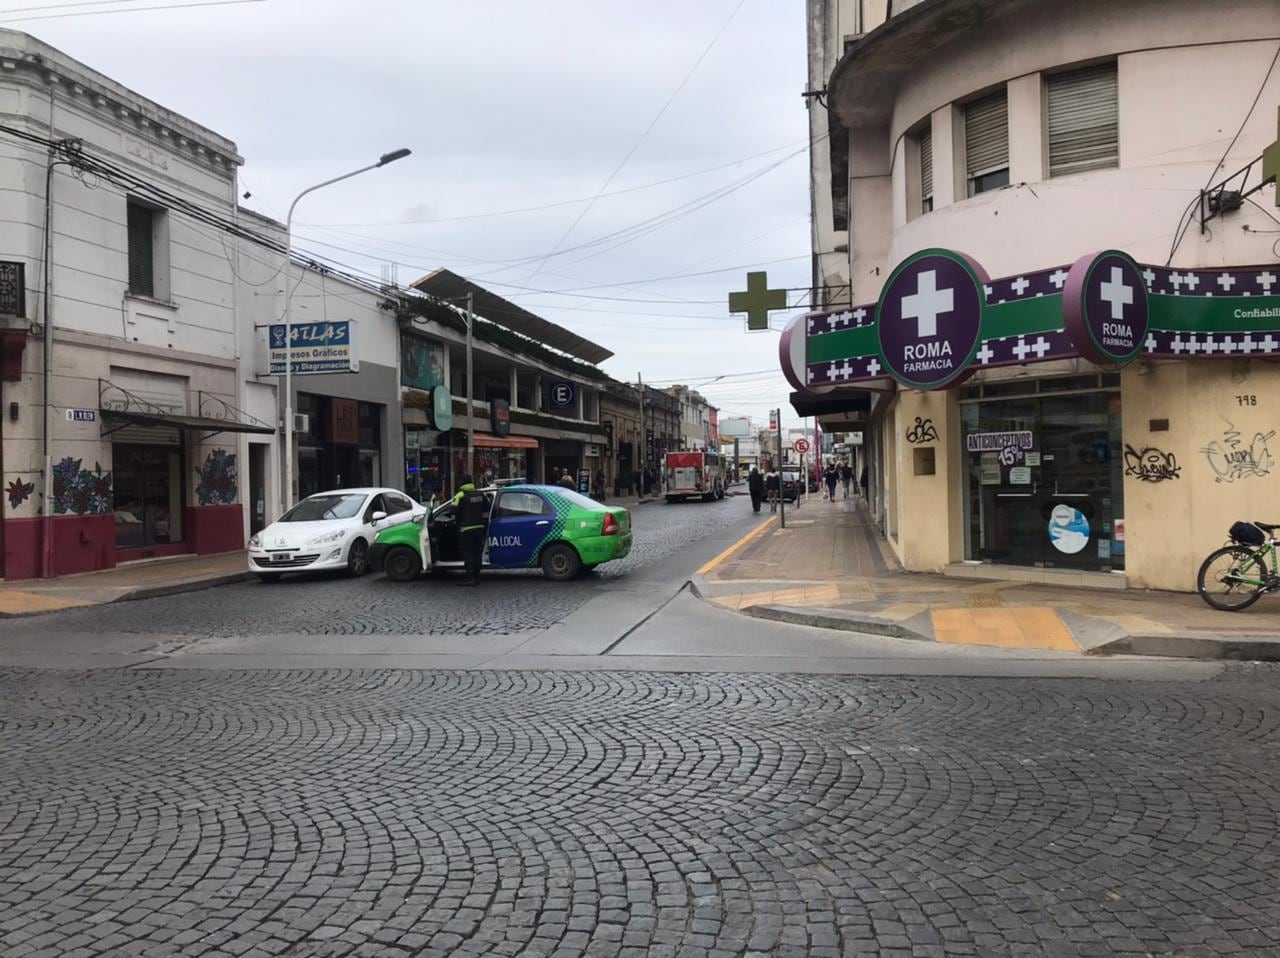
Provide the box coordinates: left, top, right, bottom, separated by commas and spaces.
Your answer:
401, 336, 445, 390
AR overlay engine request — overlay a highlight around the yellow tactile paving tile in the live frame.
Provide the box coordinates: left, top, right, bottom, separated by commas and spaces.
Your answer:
931, 606, 1079, 653
0, 591, 93, 615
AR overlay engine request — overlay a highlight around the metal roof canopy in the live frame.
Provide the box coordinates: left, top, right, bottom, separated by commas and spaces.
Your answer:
412, 268, 614, 366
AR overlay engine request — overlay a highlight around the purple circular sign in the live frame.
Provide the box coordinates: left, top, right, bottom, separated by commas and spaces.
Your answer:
876, 249, 987, 390
1063, 250, 1150, 366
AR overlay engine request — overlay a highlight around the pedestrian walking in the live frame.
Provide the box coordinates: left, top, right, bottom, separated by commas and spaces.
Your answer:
593, 468, 606, 501
860, 465, 869, 501
451, 474, 488, 587
765, 468, 780, 513
824, 463, 838, 502
840, 461, 853, 499
747, 466, 764, 513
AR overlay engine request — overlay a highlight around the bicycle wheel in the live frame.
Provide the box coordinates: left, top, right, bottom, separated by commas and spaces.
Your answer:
1197, 545, 1268, 611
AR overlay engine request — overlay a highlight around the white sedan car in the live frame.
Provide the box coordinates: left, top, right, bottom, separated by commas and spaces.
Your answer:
248, 487, 424, 582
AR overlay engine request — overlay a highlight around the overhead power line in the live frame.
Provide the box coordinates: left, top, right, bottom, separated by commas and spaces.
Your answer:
0, 0, 264, 23
523, 0, 748, 284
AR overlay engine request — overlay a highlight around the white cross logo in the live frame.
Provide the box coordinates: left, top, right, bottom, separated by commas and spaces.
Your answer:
1011, 276, 1030, 296
1145, 334, 1158, 352
1184, 336, 1201, 355
983, 284, 993, 300
1241, 336, 1258, 354
1169, 272, 1184, 292
866, 357, 882, 376
826, 311, 852, 331
806, 366, 816, 383
1218, 336, 1235, 354
976, 342, 996, 364
807, 317, 816, 335
1170, 335, 1187, 354
852, 308, 868, 324
1259, 272, 1276, 293
834, 361, 854, 380
1049, 269, 1069, 289
1183, 272, 1200, 292
1217, 273, 1236, 292
1012, 338, 1032, 361
901, 270, 954, 339
1099, 266, 1134, 320
1261, 335, 1278, 352
1142, 268, 1156, 289
1030, 337, 1052, 358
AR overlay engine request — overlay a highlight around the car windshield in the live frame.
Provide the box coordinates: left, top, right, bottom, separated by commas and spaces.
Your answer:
279, 493, 367, 522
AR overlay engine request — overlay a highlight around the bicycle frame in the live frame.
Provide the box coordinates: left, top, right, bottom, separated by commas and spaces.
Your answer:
1226, 539, 1280, 587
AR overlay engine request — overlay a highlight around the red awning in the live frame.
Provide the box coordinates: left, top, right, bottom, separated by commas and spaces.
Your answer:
471, 432, 539, 450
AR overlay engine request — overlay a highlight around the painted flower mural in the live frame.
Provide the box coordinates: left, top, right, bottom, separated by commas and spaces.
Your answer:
6, 478, 33, 510
196, 449, 238, 506
52, 458, 112, 515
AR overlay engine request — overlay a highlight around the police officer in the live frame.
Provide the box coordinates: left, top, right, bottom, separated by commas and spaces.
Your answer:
451, 474, 488, 587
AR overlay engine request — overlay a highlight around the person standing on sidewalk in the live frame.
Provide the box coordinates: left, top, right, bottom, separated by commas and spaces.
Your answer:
824, 463, 839, 502
840, 461, 853, 499
765, 467, 780, 513
747, 466, 764, 513
860, 465, 869, 501
451, 475, 488, 587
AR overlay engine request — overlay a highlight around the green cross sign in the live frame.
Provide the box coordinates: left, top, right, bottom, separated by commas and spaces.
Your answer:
729, 271, 787, 331
1264, 107, 1280, 207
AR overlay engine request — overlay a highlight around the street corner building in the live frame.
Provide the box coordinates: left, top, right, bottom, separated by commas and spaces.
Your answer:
790, 0, 1280, 592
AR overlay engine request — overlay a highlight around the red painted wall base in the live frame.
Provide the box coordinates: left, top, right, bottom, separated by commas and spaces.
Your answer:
4, 514, 117, 580
186, 504, 244, 555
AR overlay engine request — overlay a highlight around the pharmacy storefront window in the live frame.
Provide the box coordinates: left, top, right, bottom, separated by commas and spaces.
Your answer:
961, 376, 1124, 572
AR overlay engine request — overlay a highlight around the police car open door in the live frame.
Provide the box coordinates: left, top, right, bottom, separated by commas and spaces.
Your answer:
486, 491, 551, 567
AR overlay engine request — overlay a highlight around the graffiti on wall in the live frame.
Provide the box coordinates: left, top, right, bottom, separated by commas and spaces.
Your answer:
1201, 423, 1275, 483
53, 458, 112, 515
1123, 445, 1181, 483
195, 449, 238, 505
6, 478, 33, 509
906, 417, 939, 444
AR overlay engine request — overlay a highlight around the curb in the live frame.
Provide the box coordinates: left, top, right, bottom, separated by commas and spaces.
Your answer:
740, 604, 931, 641
0, 571, 253, 619
1089, 633, 1280, 661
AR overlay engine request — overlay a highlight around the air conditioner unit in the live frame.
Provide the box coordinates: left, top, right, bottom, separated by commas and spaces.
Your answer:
293, 413, 309, 433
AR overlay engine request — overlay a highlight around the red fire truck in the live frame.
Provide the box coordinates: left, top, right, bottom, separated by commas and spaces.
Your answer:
663, 450, 726, 503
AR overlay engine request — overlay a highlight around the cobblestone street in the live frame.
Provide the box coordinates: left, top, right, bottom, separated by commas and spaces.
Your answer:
2, 666, 1278, 957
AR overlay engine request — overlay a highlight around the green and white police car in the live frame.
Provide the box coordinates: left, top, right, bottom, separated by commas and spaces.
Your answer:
369, 484, 632, 582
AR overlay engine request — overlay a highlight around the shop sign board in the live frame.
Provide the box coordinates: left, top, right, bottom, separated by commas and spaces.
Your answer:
331, 398, 359, 445
577, 468, 591, 495
269, 321, 357, 375
876, 249, 988, 390
790, 247, 1280, 393
490, 398, 511, 437
65, 409, 96, 423
549, 382, 576, 409
400, 335, 445, 390
966, 431, 1034, 453
1063, 250, 1150, 366
430, 386, 453, 431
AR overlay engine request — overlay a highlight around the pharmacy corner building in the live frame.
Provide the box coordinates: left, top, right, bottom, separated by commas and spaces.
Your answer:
781, 248, 1280, 594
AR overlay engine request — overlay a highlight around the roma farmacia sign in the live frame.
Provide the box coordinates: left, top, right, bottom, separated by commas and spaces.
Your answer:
781, 248, 1280, 392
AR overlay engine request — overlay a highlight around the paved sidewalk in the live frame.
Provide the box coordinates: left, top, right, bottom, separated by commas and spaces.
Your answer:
695, 498, 1280, 660
0, 551, 249, 616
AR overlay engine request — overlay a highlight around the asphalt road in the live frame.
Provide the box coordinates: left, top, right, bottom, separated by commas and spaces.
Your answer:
1, 665, 1277, 957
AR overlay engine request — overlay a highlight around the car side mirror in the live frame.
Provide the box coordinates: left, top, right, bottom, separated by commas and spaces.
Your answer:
371, 511, 387, 524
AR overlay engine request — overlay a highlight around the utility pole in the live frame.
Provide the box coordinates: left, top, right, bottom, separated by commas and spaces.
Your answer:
637, 373, 645, 498
465, 291, 474, 480
776, 407, 786, 529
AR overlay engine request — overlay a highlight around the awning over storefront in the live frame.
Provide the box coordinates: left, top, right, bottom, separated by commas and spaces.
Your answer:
471, 432, 539, 450
789, 390, 872, 419
100, 409, 275, 436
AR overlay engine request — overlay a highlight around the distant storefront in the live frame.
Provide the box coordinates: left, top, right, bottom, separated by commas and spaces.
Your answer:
296, 393, 385, 497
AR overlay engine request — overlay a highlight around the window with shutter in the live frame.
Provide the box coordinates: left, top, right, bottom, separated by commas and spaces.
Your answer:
919, 124, 934, 214
965, 90, 1009, 196
1047, 63, 1118, 177
126, 201, 154, 298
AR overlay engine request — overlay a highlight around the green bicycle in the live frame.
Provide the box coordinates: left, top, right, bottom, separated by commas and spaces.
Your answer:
1196, 520, 1280, 611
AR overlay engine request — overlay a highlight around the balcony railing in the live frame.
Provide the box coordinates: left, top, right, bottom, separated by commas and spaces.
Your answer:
0, 262, 25, 318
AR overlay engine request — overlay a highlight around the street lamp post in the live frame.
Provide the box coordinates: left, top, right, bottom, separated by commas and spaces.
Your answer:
280, 148, 410, 509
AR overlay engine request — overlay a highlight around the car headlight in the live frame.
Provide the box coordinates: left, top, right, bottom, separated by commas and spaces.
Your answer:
306, 530, 347, 546
248, 533, 261, 549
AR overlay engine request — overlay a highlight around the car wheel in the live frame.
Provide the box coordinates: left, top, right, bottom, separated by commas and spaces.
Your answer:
257, 573, 282, 584
346, 539, 370, 577
383, 546, 421, 582
540, 543, 581, 581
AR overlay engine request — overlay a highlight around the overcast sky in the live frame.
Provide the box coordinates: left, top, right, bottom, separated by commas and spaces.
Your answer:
13, 0, 812, 428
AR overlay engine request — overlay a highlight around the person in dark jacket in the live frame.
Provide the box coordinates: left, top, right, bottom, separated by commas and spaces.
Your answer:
824, 464, 839, 502
747, 467, 764, 513
451, 475, 488, 586
765, 469, 780, 513
840, 462, 853, 498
